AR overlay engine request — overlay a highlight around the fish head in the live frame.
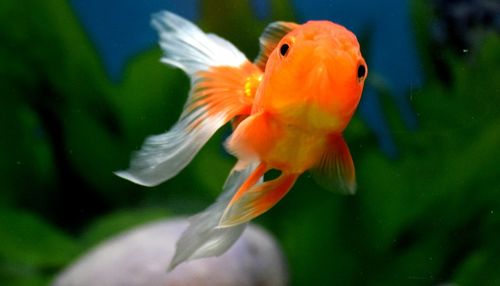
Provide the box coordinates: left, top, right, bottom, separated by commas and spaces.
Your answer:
259, 21, 367, 132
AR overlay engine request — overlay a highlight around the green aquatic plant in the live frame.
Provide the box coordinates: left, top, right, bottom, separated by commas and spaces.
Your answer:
0, 0, 499, 285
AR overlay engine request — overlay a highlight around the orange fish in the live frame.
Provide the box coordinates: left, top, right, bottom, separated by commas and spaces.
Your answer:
116, 11, 367, 269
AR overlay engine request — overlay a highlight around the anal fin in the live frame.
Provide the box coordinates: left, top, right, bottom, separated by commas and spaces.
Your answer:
218, 171, 298, 228
167, 162, 260, 270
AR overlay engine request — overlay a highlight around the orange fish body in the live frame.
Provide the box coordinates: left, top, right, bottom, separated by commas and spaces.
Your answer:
116, 12, 367, 269
221, 20, 367, 226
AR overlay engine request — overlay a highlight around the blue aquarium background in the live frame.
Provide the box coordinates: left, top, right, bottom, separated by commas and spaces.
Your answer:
1, 0, 499, 285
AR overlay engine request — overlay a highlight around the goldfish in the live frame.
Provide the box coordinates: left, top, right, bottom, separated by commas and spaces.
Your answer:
116, 11, 367, 270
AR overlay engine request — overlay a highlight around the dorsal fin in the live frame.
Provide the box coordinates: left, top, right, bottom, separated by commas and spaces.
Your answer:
254, 21, 299, 71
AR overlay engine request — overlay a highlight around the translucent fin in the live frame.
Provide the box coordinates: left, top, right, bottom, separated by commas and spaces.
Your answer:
219, 172, 299, 228
151, 11, 247, 77
311, 134, 356, 195
114, 110, 227, 186
254, 21, 299, 70
168, 162, 260, 271
116, 12, 262, 186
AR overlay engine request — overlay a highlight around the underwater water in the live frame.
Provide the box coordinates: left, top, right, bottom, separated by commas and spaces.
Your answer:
1, 0, 499, 285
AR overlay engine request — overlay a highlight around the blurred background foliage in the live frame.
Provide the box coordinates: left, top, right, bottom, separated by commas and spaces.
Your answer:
1, 0, 499, 285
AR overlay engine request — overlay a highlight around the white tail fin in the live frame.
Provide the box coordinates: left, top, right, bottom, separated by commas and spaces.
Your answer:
168, 162, 260, 270
115, 110, 226, 186
152, 11, 247, 78
115, 12, 251, 186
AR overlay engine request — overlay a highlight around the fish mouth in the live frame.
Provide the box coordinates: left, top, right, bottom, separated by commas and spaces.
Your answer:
305, 45, 356, 91
305, 60, 335, 92
307, 46, 340, 81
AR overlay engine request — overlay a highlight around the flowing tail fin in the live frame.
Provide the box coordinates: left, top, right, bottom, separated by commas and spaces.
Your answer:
115, 11, 262, 186
168, 162, 261, 270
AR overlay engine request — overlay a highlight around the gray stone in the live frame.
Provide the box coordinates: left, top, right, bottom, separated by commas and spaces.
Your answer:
53, 219, 288, 286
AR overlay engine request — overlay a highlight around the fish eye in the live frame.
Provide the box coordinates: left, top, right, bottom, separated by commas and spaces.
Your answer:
279, 43, 290, 57
357, 64, 366, 80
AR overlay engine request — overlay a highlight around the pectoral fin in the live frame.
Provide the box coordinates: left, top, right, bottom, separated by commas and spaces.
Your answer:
311, 134, 356, 195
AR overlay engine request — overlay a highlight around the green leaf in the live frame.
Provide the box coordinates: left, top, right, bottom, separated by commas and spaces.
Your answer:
0, 209, 79, 268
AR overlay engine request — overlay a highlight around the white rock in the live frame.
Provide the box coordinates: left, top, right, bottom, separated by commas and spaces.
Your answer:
53, 219, 288, 286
